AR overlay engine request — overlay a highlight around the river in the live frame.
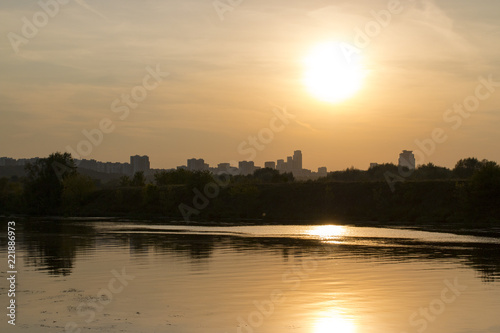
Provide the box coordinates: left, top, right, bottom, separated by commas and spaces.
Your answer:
1, 220, 500, 333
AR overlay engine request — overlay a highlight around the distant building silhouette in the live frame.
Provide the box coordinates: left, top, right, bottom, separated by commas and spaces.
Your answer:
3, 149, 331, 180
216, 162, 233, 174
286, 156, 293, 173
398, 150, 415, 170
72, 158, 131, 175
293, 150, 302, 172
187, 158, 208, 172
0, 157, 39, 166
276, 159, 286, 173
0, 157, 16, 166
130, 155, 150, 174
292, 150, 303, 176
264, 161, 276, 169
270, 150, 324, 179
238, 161, 255, 176
369, 163, 379, 169
2, 156, 137, 176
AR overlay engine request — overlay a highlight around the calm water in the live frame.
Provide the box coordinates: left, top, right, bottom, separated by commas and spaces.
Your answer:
1, 220, 500, 333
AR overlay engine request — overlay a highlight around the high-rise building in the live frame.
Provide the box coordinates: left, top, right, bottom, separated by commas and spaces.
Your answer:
293, 150, 302, 172
276, 159, 286, 173
0, 157, 16, 166
187, 158, 207, 172
264, 161, 276, 169
238, 161, 255, 176
286, 156, 293, 173
130, 155, 150, 175
217, 162, 231, 173
398, 150, 415, 170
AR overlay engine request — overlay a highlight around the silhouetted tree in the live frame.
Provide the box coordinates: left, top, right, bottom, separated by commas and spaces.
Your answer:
119, 175, 131, 186
154, 169, 192, 185
228, 184, 260, 217
24, 152, 76, 214
0, 177, 23, 213
469, 161, 500, 220
366, 163, 399, 181
413, 163, 452, 180
327, 166, 368, 181
187, 171, 213, 189
453, 157, 482, 179
142, 183, 159, 205
131, 171, 146, 187
252, 168, 293, 183
62, 173, 96, 213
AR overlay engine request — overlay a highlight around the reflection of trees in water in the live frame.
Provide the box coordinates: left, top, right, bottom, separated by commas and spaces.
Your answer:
16, 221, 500, 281
266, 237, 500, 283
128, 232, 216, 261
466, 246, 500, 283
171, 235, 500, 282
126, 232, 217, 272
124, 232, 500, 282
21, 221, 96, 276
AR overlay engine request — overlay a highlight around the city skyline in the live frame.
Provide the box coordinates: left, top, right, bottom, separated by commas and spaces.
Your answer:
1, 146, 497, 172
2, 0, 500, 171
0, 149, 454, 178
1, 150, 325, 175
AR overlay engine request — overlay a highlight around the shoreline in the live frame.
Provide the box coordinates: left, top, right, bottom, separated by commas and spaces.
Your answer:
6, 215, 500, 239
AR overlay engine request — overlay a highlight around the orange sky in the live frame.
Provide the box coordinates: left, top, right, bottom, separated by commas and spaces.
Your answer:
1, 0, 499, 171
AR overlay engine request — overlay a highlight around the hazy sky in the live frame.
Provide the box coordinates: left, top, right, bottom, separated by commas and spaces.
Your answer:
1, 0, 500, 171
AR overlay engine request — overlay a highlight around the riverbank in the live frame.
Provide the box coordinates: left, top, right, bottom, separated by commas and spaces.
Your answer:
4, 214, 500, 239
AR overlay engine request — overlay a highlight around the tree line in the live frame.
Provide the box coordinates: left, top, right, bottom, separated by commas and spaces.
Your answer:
324, 158, 493, 181
0, 153, 499, 225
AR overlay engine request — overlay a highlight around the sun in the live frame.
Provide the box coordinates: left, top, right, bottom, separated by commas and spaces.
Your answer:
304, 42, 365, 103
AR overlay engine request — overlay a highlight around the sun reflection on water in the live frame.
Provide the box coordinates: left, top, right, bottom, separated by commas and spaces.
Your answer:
307, 225, 347, 239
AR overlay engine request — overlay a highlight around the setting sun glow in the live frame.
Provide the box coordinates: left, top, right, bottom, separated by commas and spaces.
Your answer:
314, 312, 356, 333
304, 42, 365, 103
